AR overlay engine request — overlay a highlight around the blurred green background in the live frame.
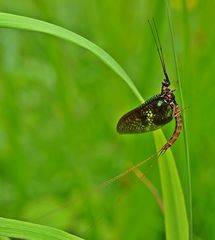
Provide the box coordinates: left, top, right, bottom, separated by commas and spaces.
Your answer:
0, 0, 214, 239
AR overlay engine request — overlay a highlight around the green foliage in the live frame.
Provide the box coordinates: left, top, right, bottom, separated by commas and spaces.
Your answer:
0, 217, 83, 240
0, 0, 213, 239
154, 130, 188, 239
0, 11, 188, 239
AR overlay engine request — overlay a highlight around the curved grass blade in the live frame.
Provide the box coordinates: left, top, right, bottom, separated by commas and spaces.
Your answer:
0, 217, 83, 240
0, 12, 143, 103
0, 12, 188, 240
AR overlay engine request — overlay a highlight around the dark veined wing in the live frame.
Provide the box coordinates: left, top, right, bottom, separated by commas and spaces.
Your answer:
117, 95, 173, 134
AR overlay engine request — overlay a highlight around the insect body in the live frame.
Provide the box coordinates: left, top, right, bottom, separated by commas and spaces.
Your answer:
117, 20, 182, 155
99, 22, 182, 190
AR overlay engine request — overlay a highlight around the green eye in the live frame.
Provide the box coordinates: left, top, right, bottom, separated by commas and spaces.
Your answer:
157, 100, 164, 107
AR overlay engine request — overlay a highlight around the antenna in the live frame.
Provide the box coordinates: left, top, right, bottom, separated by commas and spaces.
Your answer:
148, 19, 169, 82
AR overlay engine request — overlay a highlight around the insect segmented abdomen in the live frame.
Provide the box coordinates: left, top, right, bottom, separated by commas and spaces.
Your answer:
161, 104, 182, 153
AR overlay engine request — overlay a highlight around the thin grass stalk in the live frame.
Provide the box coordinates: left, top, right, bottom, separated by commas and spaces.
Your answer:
166, 1, 192, 239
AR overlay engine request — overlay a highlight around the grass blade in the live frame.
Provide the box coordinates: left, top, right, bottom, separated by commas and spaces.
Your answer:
166, 0, 192, 238
154, 130, 189, 240
0, 12, 188, 240
0, 217, 83, 240
0, 12, 143, 103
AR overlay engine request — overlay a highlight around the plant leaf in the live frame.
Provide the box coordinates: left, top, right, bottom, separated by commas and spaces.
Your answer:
0, 217, 83, 240
154, 130, 189, 240
0, 12, 188, 240
0, 12, 143, 103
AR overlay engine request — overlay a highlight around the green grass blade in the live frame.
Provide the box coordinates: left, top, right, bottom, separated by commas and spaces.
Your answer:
166, 1, 192, 238
0, 12, 143, 103
0, 12, 188, 240
154, 130, 189, 240
0, 217, 83, 240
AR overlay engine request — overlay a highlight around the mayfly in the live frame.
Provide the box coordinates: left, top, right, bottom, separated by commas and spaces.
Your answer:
39, 20, 183, 233
97, 19, 182, 189
117, 20, 182, 154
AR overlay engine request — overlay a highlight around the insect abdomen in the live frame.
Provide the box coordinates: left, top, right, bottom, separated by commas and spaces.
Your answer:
161, 104, 182, 152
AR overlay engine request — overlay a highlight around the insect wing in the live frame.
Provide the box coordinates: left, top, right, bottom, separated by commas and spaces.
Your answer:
117, 95, 173, 134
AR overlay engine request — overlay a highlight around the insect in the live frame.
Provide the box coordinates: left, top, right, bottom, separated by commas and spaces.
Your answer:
117, 19, 182, 156
97, 19, 182, 190
39, 20, 183, 238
